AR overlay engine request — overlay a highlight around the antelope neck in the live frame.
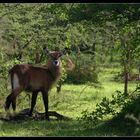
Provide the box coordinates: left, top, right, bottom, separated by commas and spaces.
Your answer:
48, 64, 61, 81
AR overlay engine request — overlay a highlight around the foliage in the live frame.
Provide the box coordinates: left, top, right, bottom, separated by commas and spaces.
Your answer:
78, 85, 140, 127
119, 84, 140, 123
66, 53, 98, 84
0, 3, 140, 136
0, 3, 139, 86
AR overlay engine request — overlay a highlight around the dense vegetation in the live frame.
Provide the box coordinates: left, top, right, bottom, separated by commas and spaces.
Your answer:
0, 3, 140, 136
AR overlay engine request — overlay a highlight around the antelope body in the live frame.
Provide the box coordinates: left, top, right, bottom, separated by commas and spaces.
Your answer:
5, 47, 67, 120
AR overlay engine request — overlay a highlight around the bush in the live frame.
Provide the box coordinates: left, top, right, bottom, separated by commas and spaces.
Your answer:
78, 85, 140, 127
119, 84, 140, 124
65, 53, 99, 84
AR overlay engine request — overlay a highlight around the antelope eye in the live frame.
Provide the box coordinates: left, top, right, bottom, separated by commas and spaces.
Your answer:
53, 60, 59, 66
54, 60, 58, 64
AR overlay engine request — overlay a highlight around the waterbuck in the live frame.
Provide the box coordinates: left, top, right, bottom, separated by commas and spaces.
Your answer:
4, 47, 67, 120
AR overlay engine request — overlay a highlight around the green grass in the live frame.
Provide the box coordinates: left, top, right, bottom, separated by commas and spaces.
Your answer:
0, 67, 138, 136
0, 118, 140, 136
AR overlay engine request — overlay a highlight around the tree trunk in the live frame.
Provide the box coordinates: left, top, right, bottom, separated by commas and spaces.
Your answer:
120, 36, 129, 96
124, 70, 128, 95
124, 62, 129, 96
110, 46, 114, 63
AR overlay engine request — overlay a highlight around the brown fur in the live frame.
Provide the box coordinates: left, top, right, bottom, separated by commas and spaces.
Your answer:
9, 63, 61, 92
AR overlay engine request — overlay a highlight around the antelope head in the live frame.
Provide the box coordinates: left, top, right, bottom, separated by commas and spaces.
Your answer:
43, 47, 68, 67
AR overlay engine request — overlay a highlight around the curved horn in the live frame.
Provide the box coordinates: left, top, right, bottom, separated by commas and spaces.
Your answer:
43, 47, 50, 55
63, 48, 68, 54
60, 48, 68, 57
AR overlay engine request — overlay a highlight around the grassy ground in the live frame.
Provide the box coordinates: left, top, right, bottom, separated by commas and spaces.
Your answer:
0, 119, 138, 136
0, 67, 138, 136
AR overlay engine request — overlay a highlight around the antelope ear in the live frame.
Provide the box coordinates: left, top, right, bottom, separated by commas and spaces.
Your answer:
43, 47, 50, 55
63, 48, 68, 54
60, 48, 68, 56
59, 48, 67, 58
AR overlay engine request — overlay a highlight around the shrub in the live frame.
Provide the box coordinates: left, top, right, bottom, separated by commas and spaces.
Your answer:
66, 53, 99, 84
78, 85, 140, 127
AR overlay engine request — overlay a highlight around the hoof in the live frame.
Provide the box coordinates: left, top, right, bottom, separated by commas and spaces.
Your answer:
46, 117, 50, 121
28, 113, 32, 117
4, 102, 10, 112
26, 111, 32, 117
4, 104, 8, 111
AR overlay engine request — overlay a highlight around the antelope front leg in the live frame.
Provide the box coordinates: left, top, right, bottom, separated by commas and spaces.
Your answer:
28, 91, 38, 116
42, 90, 49, 120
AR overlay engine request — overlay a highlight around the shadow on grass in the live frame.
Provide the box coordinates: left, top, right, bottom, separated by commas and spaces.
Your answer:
0, 115, 139, 136
1, 94, 140, 136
